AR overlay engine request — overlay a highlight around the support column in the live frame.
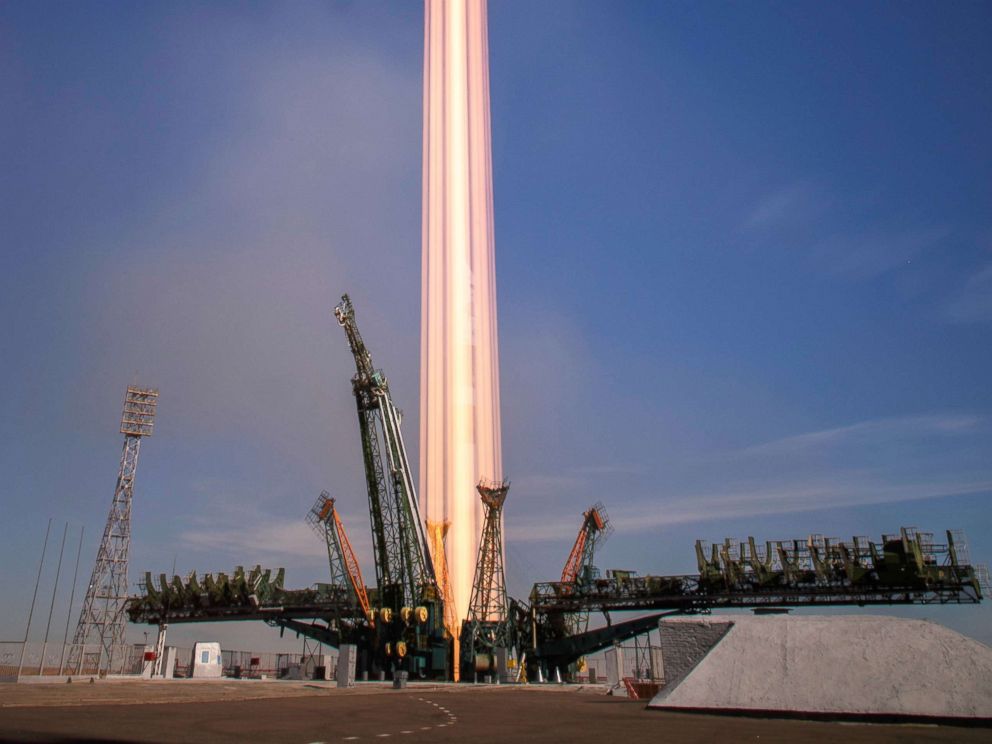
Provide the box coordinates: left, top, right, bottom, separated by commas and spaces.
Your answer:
152, 624, 168, 677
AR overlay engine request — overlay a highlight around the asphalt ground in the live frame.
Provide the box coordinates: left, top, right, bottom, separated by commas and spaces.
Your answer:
1, 681, 988, 743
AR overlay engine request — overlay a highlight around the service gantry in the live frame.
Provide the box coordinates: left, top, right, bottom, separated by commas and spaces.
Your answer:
335, 294, 435, 611
334, 294, 446, 676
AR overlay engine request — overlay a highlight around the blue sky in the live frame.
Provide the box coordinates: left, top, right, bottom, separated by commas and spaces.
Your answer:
2, 1, 990, 651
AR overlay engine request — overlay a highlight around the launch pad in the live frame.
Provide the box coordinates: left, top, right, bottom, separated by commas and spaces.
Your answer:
125, 294, 989, 688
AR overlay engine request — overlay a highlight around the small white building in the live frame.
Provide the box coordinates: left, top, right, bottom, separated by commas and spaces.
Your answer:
191, 642, 223, 679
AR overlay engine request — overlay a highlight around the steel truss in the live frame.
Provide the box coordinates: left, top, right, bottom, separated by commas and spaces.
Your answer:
466, 480, 510, 625
307, 491, 373, 624
334, 295, 435, 612
68, 386, 157, 675
461, 480, 512, 673
530, 574, 983, 615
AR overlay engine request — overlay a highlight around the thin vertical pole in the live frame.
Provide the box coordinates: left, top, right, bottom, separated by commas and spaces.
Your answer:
58, 525, 85, 676
17, 518, 52, 680
39, 522, 69, 675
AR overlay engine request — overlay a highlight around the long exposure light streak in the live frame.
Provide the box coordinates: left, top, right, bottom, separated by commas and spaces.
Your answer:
420, 0, 503, 623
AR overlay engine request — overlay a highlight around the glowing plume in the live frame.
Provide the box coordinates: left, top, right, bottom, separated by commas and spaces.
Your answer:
419, 0, 503, 623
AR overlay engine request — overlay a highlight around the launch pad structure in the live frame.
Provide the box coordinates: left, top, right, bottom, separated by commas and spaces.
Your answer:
59, 0, 989, 695
125, 295, 990, 684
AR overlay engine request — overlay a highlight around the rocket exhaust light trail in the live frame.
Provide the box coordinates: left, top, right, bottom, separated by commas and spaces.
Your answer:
419, 0, 503, 624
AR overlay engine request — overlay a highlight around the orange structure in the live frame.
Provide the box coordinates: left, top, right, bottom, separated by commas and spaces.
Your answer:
427, 520, 459, 638
330, 503, 374, 626
308, 492, 374, 625
427, 519, 461, 681
561, 504, 610, 585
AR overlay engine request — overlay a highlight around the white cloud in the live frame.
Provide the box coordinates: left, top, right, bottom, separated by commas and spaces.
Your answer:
742, 181, 826, 231
506, 413, 990, 542
607, 478, 992, 536
177, 496, 374, 573
946, 264, 992, 323
742, 183, 949, 283
813, 226, 950, 281
738, 414, 982, 456
508, 477, 992, 543
180, 519, 326, 562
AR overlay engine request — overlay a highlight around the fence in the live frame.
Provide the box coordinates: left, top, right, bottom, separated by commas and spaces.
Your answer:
0, 641, 145, 680
0, 641, 337, 682
155, 647, 338, 679
1, 641, 337, 682
580, 640, 664, 685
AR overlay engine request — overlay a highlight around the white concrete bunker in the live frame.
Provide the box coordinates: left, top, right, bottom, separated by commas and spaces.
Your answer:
649, 614, 992, 720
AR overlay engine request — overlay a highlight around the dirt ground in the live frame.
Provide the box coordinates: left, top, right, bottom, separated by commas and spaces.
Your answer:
1, 680, 988, 743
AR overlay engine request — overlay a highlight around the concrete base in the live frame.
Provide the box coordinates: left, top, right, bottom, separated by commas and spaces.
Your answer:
336, 644, 356, 688
649, 615, 992, 721
10, 676, 75, 684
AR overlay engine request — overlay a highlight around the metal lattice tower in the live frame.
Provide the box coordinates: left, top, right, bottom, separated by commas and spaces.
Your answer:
460, 479, 512, 677
307, 492, 350, 589
306, 490, 373, 624
560, 503, 612, 586
69, 386, 157, 674
561, 502, 612, 637
334, 294, 435, 612
466, 479, 509, 624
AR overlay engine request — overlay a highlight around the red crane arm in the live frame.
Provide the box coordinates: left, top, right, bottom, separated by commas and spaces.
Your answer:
561, 529, 589, 584
333, 509, 374, 625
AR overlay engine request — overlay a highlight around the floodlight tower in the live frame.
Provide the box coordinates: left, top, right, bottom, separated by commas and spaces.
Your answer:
69, 386, 158, 674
